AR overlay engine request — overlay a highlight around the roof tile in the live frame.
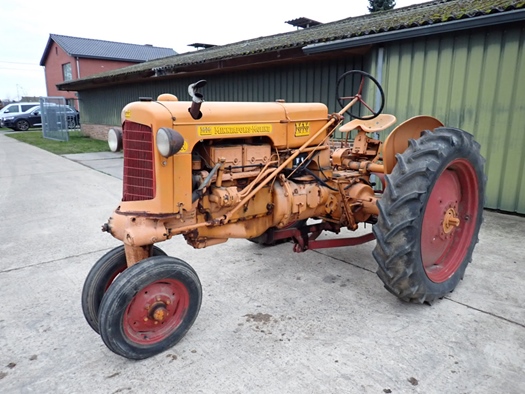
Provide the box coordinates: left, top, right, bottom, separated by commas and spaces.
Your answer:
40, 34, 176, 65
59, 0, 525, 88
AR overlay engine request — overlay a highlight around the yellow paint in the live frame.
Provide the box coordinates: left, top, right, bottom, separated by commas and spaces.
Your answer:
198, 124, 272, 136
116, 100, 329, 215
294, 122, 310, 137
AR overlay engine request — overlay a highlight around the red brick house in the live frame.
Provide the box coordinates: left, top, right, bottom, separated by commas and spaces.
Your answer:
40, 34, 176, 108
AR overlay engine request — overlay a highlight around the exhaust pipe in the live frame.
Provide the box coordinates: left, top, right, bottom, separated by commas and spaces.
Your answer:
188, 80, 207, 120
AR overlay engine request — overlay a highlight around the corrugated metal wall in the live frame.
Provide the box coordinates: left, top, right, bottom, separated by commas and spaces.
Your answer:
370, 23, 525, 214
79, 22, 525, 213
79, 57, 364, 127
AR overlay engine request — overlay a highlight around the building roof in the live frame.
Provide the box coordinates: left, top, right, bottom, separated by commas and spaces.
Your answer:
285, 17, 323, 29
40, 34, 177, 66
58, 0, 525, 91
187, 43, 217, 49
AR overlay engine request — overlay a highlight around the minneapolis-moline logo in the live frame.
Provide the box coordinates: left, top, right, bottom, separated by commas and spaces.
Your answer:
198, 124, 272, 136
295, 122, 310, 137
199, 126, 212, 136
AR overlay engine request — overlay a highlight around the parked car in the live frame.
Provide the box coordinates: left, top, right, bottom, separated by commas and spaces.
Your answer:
3, 105, 80, 131
0, 102, 41, 127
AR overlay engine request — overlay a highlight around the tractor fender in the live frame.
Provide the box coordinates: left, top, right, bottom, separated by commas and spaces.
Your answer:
382, 115, 444, 174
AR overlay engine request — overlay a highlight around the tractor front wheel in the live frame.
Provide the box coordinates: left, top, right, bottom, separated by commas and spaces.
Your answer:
98, 256, 202, 360
81, 245, 166, 334
373, 127, 485, 304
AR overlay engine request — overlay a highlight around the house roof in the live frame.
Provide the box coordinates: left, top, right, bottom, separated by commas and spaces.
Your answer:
40, 34, 177, 66
285, 17, 323, 29
58, 0, 525, 91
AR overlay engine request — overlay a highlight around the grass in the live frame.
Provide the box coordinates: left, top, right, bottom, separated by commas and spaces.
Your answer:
4, 130, 110, 155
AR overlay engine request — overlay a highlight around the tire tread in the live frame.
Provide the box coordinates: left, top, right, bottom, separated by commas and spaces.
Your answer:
373, 127, 485, 304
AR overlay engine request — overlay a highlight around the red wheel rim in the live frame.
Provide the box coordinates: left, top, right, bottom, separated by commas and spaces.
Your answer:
123, 279, 190, 344
105, 266, 126, 292
421, 159, 479, 283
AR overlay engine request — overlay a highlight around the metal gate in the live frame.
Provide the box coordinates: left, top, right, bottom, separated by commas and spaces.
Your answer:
40, 96, 69, 141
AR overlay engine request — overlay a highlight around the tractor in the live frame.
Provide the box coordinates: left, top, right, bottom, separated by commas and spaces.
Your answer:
81, 71, 485, 359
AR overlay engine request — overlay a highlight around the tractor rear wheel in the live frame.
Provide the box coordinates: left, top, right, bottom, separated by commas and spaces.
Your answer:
81, 245, 166, 334
98, 256, 202, 360
373, 127, 485, 304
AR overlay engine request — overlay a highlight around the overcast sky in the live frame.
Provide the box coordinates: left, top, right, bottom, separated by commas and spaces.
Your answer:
0, 0, 424, 101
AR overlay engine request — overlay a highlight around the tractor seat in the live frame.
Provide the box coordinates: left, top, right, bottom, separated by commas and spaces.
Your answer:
339, 114, 397, 133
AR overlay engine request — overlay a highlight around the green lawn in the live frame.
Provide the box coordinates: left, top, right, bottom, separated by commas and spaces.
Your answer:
4, 130, 110, 155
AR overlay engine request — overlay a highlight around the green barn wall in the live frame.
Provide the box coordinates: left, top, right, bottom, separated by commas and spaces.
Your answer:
369, 24, 525, 213
78, 57, 364, 128
78, 22, 524, 213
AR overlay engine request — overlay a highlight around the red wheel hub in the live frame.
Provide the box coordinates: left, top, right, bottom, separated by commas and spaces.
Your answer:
421, 159, 479, 283
123, 279, 190, 344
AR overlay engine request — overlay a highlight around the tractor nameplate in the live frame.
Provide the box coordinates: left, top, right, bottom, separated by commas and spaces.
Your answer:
198, 124, 272, 136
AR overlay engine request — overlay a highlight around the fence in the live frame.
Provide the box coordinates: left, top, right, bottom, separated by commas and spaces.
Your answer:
40, 97, 69, 142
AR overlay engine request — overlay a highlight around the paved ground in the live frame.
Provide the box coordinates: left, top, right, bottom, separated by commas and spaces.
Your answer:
62, 151, 124, 180
0, 132, 524, 393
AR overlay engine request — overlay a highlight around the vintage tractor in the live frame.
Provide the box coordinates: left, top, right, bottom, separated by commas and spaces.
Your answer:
81, 71, 485, 359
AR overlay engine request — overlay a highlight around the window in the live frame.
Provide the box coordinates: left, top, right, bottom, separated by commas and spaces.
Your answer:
21, 104, 37, 111
62, 63, 73, 81
4, 104, 20, 113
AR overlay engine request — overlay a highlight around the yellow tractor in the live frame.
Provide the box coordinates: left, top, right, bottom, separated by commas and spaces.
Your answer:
82, 71, 485, 359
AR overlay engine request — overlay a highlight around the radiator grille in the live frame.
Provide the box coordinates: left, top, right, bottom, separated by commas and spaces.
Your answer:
122, 121, 155, 201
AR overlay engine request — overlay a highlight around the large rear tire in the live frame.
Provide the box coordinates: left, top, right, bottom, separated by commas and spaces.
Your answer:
373, 127, 485, 304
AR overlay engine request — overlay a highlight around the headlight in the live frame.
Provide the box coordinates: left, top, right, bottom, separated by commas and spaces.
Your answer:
108, 128, 122, 152
4, 116, 14, 120
156, 128, 184, 157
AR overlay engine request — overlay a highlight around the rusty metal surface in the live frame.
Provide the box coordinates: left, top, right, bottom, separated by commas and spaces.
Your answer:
106, 90, 387, 254
382, 116, 444, 174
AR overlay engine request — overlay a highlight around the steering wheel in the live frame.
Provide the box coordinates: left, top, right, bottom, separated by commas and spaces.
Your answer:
336, 70, 385, 120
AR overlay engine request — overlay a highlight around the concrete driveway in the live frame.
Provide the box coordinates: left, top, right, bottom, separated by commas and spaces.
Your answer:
0, 133, 523, 393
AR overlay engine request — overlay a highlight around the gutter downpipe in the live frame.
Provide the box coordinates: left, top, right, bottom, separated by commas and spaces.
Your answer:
374, 47, 384, 115
75, 57, 81, 79
371, 46, 384, 187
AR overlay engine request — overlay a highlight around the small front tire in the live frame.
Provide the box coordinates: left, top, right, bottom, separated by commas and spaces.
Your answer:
98, 256, 202, 360
81, 245, 166, 334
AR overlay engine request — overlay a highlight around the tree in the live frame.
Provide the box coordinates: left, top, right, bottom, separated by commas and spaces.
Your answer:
368, 0, 396, 12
